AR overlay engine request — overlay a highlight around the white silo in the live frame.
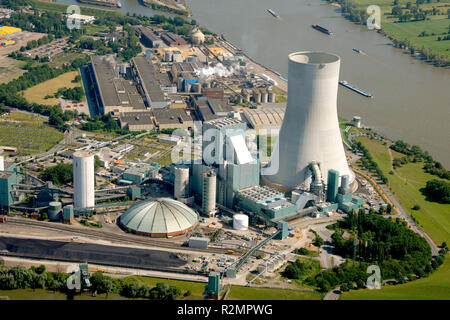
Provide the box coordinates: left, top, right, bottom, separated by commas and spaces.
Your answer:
73, 151, 95, 208
261, 89, 268, 104
233, 214, 249, 231
202, 171, 216, 217
0, 153, 4, 171
263, 52, 354, 191
174, 166, 190, 200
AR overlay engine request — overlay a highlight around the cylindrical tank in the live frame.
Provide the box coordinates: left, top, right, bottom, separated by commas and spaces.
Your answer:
63, 204, 74, 222
185, 82, 192, 93
73, 151, 95, 208
233, 214, 249, 231
192, 83, 201, 93
341, 174, 350, 190
261, 89, 268, 103
145, 49, 151, 58
174, 166, 190, 200
48, 201, 62, 221
263, 51, 354, 191
164, 50, 173, 62
253, 90, 261, 104
202, 171, 216, 216
0, 154, 4, 171
268, 89, 275, 103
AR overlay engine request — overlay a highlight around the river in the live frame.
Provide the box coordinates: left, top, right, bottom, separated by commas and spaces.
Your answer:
55, 0, 450, 167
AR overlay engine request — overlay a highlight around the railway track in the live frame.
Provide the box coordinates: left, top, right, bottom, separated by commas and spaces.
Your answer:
4, 218, 235, 255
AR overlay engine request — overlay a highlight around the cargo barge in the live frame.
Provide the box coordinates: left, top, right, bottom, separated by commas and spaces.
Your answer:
312, 24, 332, 35
339, 80, 373, 98
267, 9, 280, 19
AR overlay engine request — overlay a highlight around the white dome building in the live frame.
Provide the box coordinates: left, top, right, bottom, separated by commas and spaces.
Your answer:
119, 198, 199, 238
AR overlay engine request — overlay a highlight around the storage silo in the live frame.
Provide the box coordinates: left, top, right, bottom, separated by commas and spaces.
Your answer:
48, 201, 62, 221
73, 151, 95, 208
261, 89, 268, 103
268, 89, 275, 103
0, 154, 4, 171
164, 50, 173, 62
263, 51, 354, 191
233, 214, 249, 231
192, 82, 201, 93
174, 166, 190, 200
253, 90, 261, 104
202, 171, 216, 217
63, 205, 74, 223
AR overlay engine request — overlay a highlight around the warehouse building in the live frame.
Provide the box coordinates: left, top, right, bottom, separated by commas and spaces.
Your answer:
152, 108, 194, 130
160, 32, 188, 46
131, 57, 171, 109
242, 103, 286, 130
195, 97, 234, 122
119, 112, 155, 131
138, 26, 164, 48
89, 55, 148, 115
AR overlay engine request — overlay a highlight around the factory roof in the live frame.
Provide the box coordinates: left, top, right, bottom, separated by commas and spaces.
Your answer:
172, 62, 203, 73
205, 117, 244, 129
242, 103, 286, 129
237, 185, 284, 203
91, 55, 121, 108
0, 171, 14, 179
132, 57, 166, 103
119, 198, 198, 237
152, 108, 194, 126
123, 162, 158, 176
119, 112, 154, 126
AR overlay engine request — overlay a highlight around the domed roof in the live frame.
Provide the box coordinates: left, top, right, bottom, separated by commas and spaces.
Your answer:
190, 27, 205, 43
119, 198, 198, 237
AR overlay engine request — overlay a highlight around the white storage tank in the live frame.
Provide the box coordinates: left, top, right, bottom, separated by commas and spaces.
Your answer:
174, 165, 190, 200
73, 151, 95, 208
48, 201, 62, 221
233, 214, 249, 231
164, 50, 173, 62
0, 154, 4, 171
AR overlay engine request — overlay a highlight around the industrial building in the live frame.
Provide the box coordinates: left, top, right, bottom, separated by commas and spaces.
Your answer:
263, 51, 354, 191
131, 57, 171, 109
118, 198, 199, 238
160, 32, 188, 46
121, 162, 159, 184
89, 55, 147, 115
242, 103, 286, 130
195, 97, 234, 122
136, 26, 164, 48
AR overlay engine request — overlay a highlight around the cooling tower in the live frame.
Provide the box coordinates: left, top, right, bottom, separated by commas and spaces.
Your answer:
73, 151, 95, 208
263, 51, 354, 191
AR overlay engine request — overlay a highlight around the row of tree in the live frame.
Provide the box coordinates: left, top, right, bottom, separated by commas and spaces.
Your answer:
352, 141, 388, 184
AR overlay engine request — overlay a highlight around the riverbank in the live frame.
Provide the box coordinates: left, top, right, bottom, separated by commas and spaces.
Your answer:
141, 0, 190, 16
327, 0, 450, 67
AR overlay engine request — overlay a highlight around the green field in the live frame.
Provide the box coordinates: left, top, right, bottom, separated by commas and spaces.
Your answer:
0, 111, 64, 155
355, 136, 450, 244
0, 288, 127, 300
227, 285, 322, 300
341, 254, 450, 299
341, 0, 450, 59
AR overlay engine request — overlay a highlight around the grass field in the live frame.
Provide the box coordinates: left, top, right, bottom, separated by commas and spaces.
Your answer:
0, 56, 26, 85
49, 52, 88, 69
341, 254, 450, 299
0, 288, 127, 300
227, 285, 322, 300
0, 111, 64, 155
346, 0, 450, 59
355, 136, 450, 244
22, 71, 82, 106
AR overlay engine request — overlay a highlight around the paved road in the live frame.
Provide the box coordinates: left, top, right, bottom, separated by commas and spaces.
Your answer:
310, 223, 346, 270
323, 289, 342, 300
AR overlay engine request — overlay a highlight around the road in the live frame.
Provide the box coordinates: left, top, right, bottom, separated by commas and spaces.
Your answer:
309, 223, 346, 270
347, 133, 439, 257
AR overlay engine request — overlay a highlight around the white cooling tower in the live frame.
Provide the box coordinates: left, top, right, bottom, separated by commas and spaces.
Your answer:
73, 151, 95, 208
263, 51, 354, 191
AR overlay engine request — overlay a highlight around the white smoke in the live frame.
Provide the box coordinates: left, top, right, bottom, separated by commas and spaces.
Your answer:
196, 63, 240, 79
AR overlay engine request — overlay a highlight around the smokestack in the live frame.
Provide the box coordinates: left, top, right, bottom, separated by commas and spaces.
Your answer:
263, 51, 354, 191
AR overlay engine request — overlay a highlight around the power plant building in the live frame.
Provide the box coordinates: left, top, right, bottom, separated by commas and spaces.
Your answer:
73, 151, 95, 209
263, 51, 354, 191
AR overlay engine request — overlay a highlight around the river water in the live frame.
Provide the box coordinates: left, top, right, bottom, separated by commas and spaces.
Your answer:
56, 0, 450, 167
